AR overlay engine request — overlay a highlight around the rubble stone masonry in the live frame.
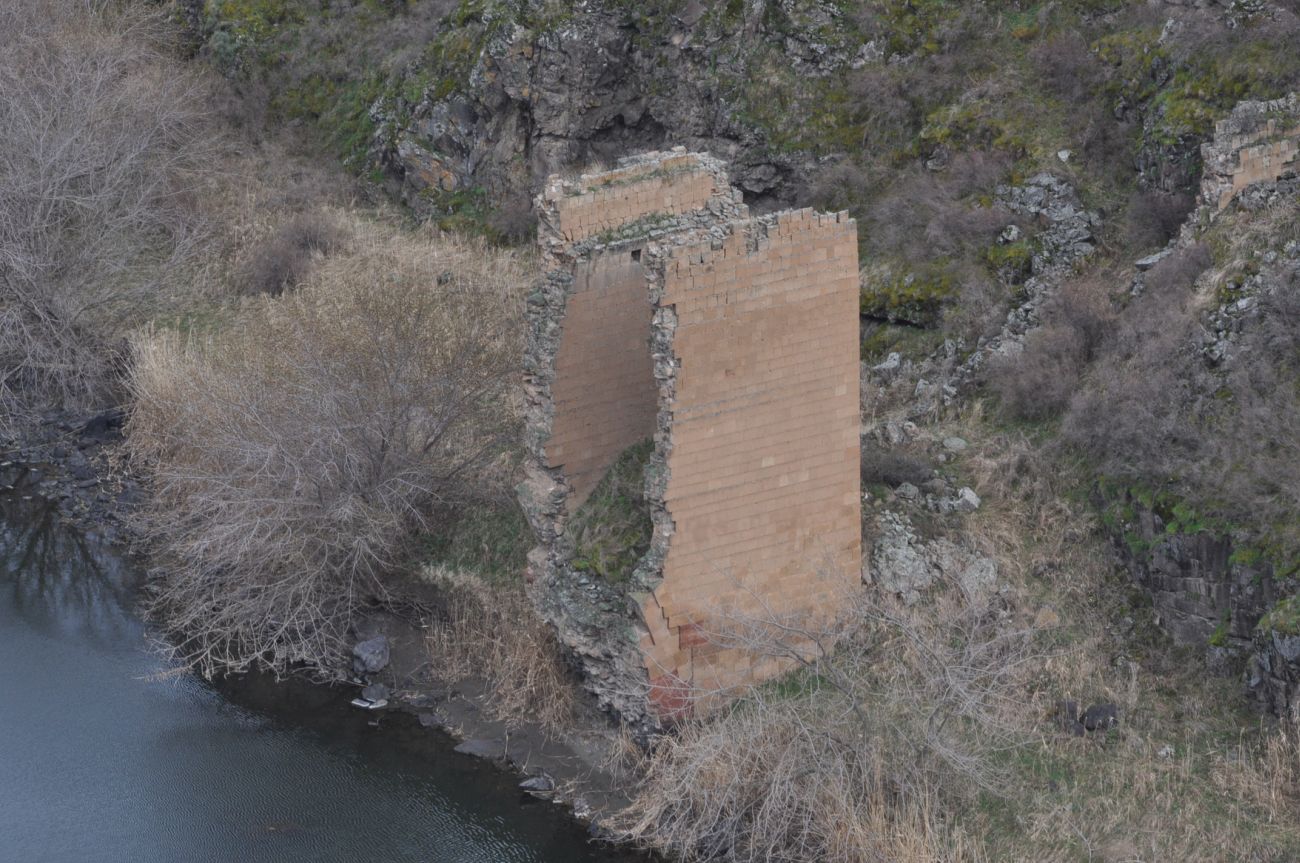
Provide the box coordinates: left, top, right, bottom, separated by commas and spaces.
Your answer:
521, 150, 860, 730
1199, 92, 1300, 212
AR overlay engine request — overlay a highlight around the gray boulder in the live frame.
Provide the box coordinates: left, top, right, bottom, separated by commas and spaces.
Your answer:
352, 636, 390, 674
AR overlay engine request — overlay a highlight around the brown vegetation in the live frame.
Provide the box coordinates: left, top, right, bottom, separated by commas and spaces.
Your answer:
241, 211, 345, 296
0, 0, 212, 427
421, 566, 576, 733
991, 270, 1116, 421
128, 220, 530, 677
617, 572, 1041, 862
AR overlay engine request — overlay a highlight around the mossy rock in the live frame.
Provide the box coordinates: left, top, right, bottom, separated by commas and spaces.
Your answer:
568, 439, 655, 584
860, 268, 954, 328
1259, 594, 1300, 637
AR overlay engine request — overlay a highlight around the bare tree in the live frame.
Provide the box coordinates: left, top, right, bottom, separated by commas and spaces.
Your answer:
0, 0, 211, 427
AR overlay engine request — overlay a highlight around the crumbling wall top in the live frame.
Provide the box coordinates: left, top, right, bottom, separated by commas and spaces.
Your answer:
1199, 92, 1300, 211
536, 148, 743, 247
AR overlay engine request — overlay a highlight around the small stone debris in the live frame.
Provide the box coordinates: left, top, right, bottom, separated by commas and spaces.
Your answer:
871, 352, 902, 381
1055, 700, 1119, 736
417, 711, 449, 729
361, 683, 390, 703
1135, 248, 1174, 271
953, 487, 981, 512
1081, 702, 1118, 732
895, 482, 920, 501
454, 738, 508, 760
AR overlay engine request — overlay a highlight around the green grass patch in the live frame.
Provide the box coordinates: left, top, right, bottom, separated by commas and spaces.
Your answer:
568, 439, 655, 584
421, 500, 533, 584
1259, 594, 1300, 637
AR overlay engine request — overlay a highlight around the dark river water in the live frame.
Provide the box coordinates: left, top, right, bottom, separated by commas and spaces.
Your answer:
0, 475, 640, 863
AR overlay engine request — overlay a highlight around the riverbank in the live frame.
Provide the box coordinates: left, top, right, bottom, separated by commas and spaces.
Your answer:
6, 416, 646, 851
1, 409, 141, 544
0, 483, 642, 862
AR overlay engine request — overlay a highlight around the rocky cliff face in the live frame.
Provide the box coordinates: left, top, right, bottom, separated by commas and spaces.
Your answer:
1101, 93, 1300, 718
370, 0, 865, 217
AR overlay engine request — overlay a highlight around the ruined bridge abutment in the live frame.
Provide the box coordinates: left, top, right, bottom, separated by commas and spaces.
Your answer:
519, 150, 861, 729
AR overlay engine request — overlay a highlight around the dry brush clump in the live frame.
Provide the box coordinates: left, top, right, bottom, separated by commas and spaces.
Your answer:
990, 269, 1117, 421
616, 578, 1043, 863
421, 566, 577, 733
0, 0, 213, 427
1062, 242, 1300, 544
127, 220, 530, 677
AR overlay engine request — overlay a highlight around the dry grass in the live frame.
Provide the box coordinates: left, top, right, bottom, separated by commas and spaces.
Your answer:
128, 216, 531, 677
421, 565, 577, 733
616, 563, 1043, 863
619, 414, 1300, 861
620, 701, 989, 863
916, 416, 1300, 860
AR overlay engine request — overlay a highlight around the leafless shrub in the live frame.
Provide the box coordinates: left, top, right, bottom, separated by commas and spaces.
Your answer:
1123, 189, 1196, 253
127, 222, 530, 677
861, 442, 933, 488
1030, 30, 1106, 104
845, 65, 918, 154
616, 577, 1041, 863
947, 150, 1015, 200
992, 273, 1116, 421
1144, 242, 1212, 298
0, 0, 213, 427
242, 211, 345, 296
992, 326, 1089, 421
1057, 244, 1300, 517
864, 166, 1012, 263
801, 158, 874, 214
1205, 275, 1300, 540
943, 270, 1006, 344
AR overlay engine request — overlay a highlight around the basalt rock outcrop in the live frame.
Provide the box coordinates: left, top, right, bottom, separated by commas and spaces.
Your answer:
370, 0, 866, 217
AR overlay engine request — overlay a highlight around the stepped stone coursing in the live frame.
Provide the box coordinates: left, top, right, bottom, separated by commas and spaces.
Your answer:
520, 150, 861, 732
1196, 93, 1300, 215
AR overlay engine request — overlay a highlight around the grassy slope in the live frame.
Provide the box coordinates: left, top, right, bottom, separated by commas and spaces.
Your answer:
185, 1, 1300, 858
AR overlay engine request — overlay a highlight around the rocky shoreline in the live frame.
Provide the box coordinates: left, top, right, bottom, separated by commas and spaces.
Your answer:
1, 408, 142, 545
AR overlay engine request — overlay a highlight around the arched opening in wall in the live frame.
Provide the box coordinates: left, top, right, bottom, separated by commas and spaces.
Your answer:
545, 243, 659, 514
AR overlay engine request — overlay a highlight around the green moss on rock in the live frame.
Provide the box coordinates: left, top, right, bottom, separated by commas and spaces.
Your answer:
568, 439, 655, 584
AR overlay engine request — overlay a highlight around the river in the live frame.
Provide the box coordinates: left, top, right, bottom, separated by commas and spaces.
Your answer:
0, 472, 642, 863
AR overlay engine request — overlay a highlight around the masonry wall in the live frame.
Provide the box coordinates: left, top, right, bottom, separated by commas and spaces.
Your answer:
524, 150, 860, 729
547, 250, 658, 505
638, 211, 862, 709
543, 153, 730, 244
1199, 94, 1300, 213
1218, 128, 1300, 208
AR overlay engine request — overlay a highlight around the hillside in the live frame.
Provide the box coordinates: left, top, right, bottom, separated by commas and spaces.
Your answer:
7, 0, 1300, 860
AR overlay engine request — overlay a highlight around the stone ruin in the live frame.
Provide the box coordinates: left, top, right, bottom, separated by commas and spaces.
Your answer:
1198, 92, 1300, 214
519, 149, 861, 731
